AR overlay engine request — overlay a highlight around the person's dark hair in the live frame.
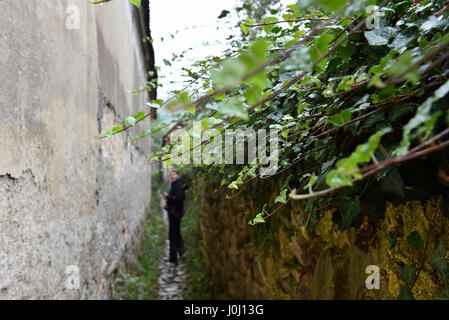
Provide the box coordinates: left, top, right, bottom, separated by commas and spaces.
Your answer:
170, 169, 180, 175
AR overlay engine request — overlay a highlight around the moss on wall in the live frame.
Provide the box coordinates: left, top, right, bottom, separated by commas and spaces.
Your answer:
196, 177, 449, 300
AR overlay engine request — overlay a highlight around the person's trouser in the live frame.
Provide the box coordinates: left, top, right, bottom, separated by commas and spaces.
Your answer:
168, 215, 184, 263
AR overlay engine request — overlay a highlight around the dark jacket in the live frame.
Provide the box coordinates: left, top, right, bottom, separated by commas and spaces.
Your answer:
166, 178, 189, 220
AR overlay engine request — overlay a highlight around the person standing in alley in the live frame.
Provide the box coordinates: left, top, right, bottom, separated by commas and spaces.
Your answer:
162, 169, 189, 265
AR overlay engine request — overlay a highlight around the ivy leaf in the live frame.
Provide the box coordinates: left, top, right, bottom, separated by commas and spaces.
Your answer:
275, 189, 288, 204
310, 33, 334, 70
211, 58, 246, 88
104, 130, 113, 140
214, 91, 226, 102
217, 96, 248, 120
163, 58, 172, 67
303, 174, 318, 191
218, 10, 230, 19
240, 18, 255, 35
261, 17, 278, 34
395, 79, 449, 156
249, 213, 266, 225
280, 45, 312, 73
364, 26, 398, 46
387, 51, 414, 77
166, 91, 194, 113
128, 0, 141, 8
338, 196, 360, 230
228, 181, 239, 190
201, 118, 210, 129
134, 111, 145, 121
317, 0, 348, 12
140, 130, 151, 138
297, 102, 308, 115
326, 168, 353, 187
249, 204, 267, 225
112, 125, 123, 134
398, 264, 417, 284
123, 116, 136, 126
420, 16, 448, 33
328, 109, 352, 126
326, 128, 391, 187
379, 168, 405, 199
406, 231, 424, 251
397, 284, 415, 300
430, 239, 449, 279
250, 38, 269, 61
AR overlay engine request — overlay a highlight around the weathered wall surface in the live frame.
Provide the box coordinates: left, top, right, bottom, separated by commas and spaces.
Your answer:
0, 0, 154, 299
197, 177, 449, 300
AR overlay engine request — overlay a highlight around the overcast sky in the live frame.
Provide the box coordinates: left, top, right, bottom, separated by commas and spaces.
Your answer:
149, 0, 295, 118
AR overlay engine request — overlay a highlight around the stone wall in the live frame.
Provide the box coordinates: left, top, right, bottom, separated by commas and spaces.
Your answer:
197, 177, 449, 299
0, 0, 154, 299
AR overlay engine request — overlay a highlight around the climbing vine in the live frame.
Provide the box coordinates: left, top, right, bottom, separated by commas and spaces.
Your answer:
96, 0, 449, 299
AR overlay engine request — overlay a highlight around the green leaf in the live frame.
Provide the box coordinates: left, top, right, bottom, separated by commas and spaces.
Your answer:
398, 264, 417, 284
326, 128, 391, 187
128, 0, 141, 8
228, 181, 239, 190
303, 174, 318, 191
380, 168, 405, 199
134, 111, 145, 121
217, 96, 248, 120
140, 130, 151, 138
163, 58, 172, 67
104, 130, 113, 140
275, 189, 288, 204
218, 10, 230, 19
338, 197, 361, 229
297, 102, 308, 115
249, 213, 266, 225
406, 231, 424, 251
211, 58, 246, 88
309, 33, 333, 70
395, 79, 449, 156
250, 38, 269, 61
397, 284, 414, 300
123, 116, 136, 126
214, 91, 226, 102
201, 118, 210, 129
260, 17, 278, 34
318, 0, 348, 11
249, 204, 267, 225
328, 109, 352, 126
364, 27, 398, 46
280, 45, 312, 73
326, 169, 353, 187
166, 91, 193, 113
387, 51, 414, 77
240, 18, 254, 35
112, 125, 124, 134
420, 16, 448, 33
430, 239, 449, 278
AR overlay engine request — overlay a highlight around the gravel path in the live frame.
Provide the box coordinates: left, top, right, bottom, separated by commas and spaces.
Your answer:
157, 192, 187, 300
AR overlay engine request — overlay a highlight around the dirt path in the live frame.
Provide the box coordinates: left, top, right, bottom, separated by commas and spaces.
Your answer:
157, 192, 187, 300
